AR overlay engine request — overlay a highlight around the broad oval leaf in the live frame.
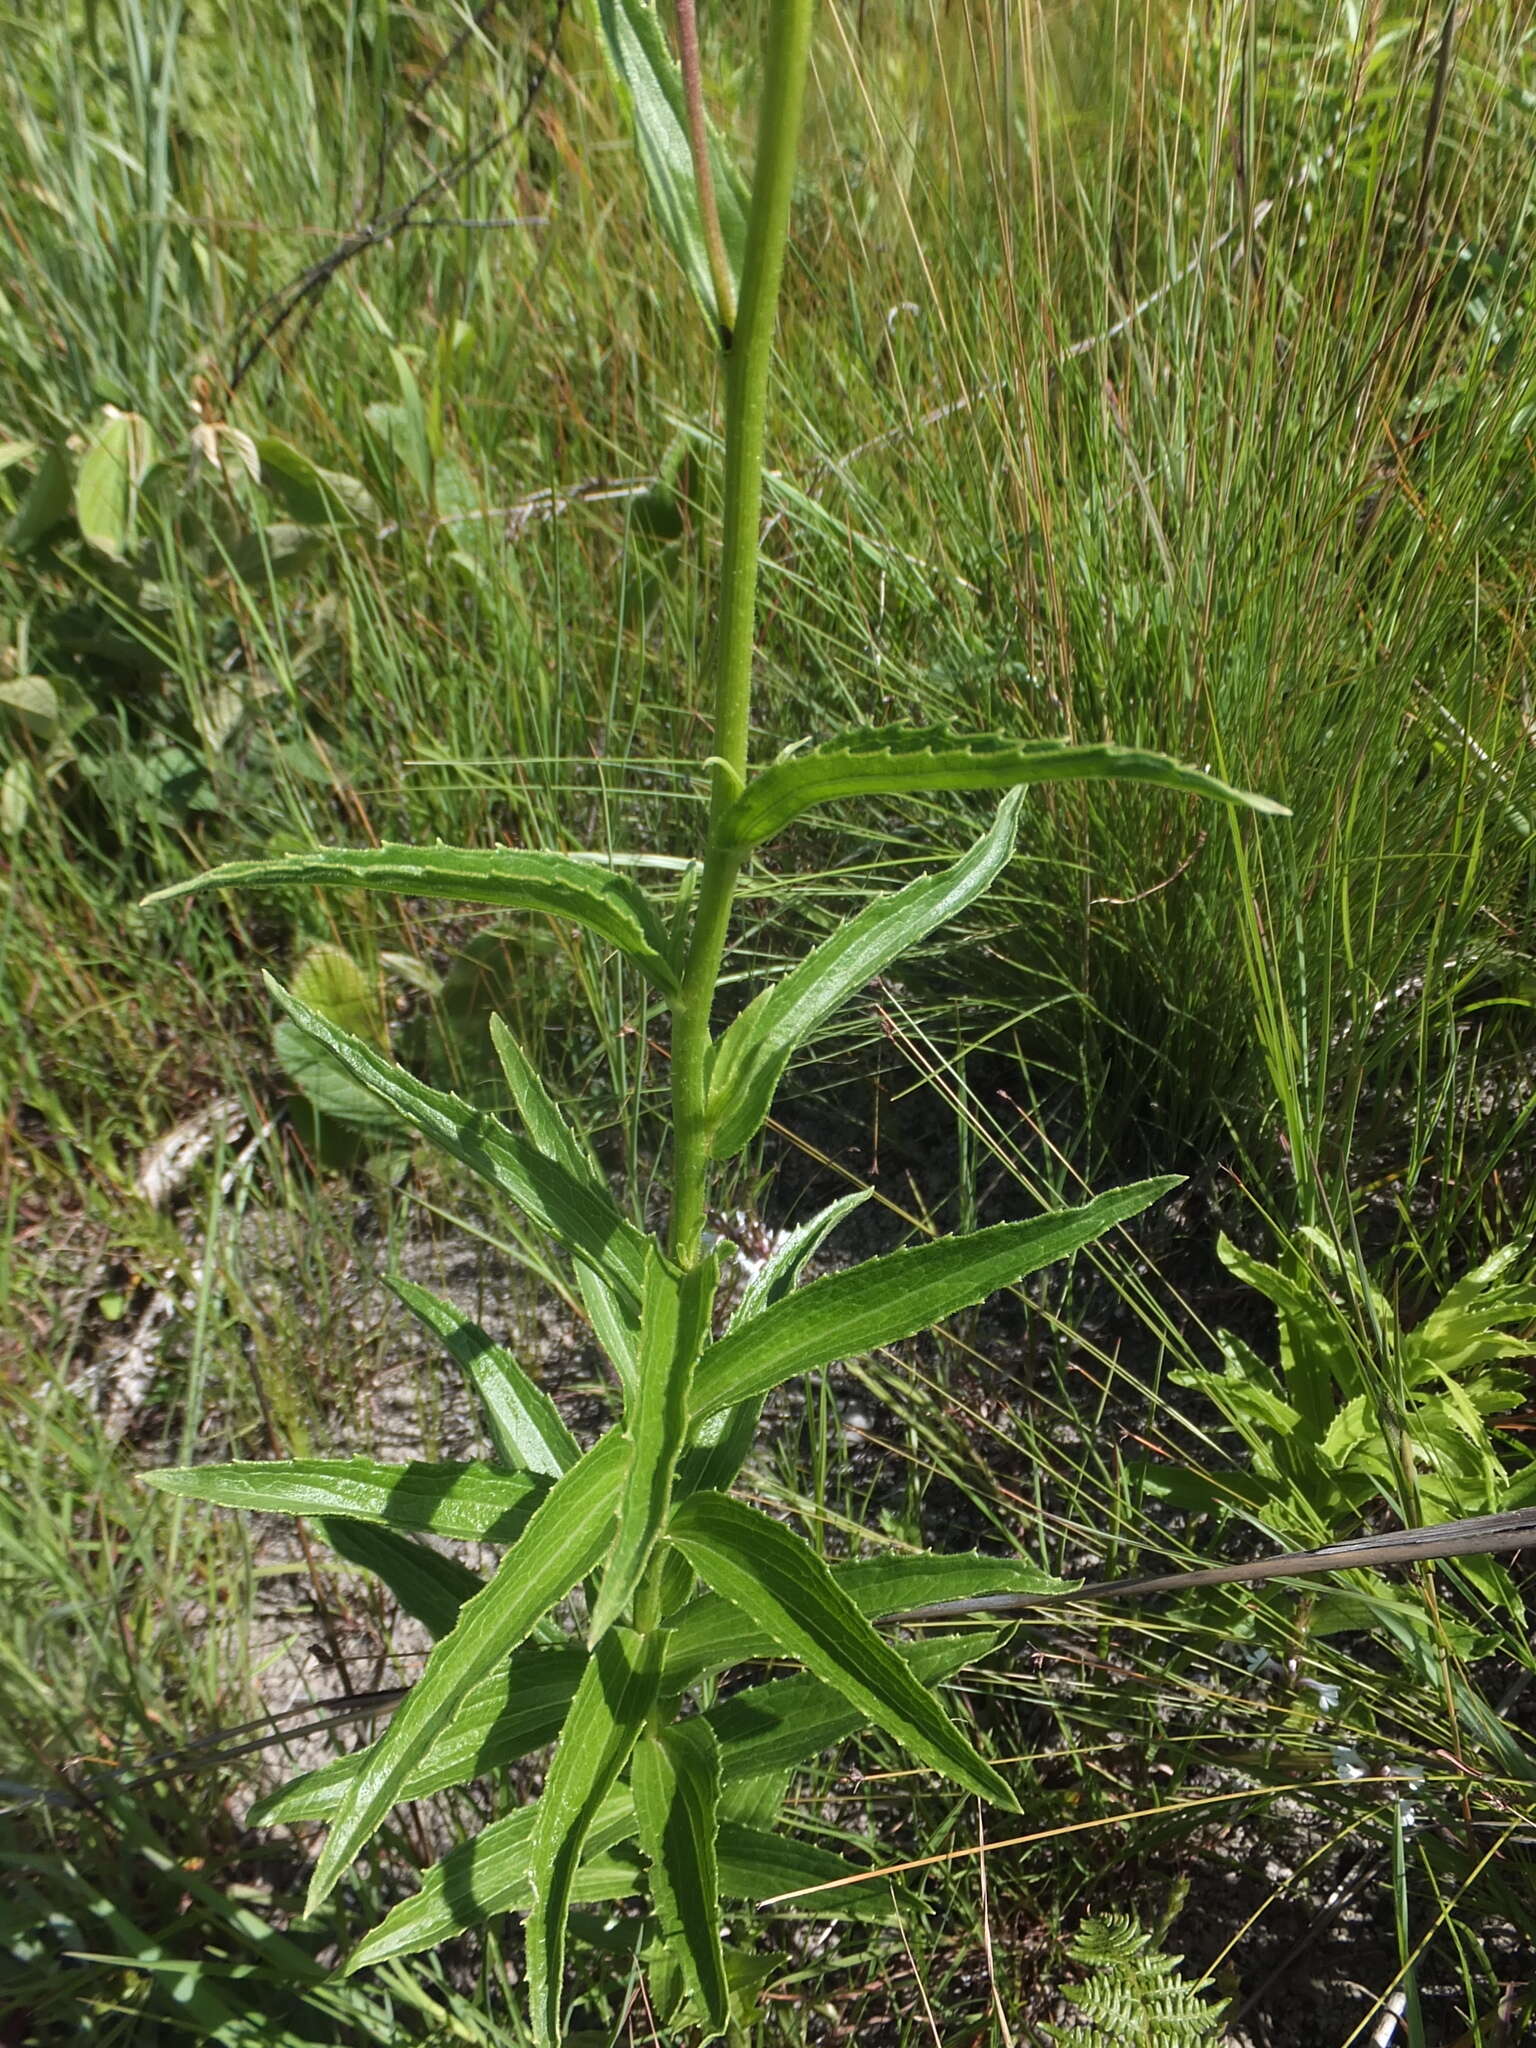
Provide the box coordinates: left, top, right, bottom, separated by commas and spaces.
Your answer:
5, 443, 73, 552
633, 1719, 729, 2038
255, 977, 652, 1310
388, 1276, 579, 1478
142, 1456, 548, 1542
668, 1492, 1018, 1809
715, 727, 1289, 849
141, 843, 681, 995
76, 408, 159, 558
705, 790, 1026, 1159
255, 433, 380, 527
595, 0, 749, 334
526, 1627, 663, 2048
307, 1429, 627, 1914
691, 1179, 1180, 1422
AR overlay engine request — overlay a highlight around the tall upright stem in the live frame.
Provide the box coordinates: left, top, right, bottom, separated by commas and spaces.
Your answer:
668, 0, 814, 1265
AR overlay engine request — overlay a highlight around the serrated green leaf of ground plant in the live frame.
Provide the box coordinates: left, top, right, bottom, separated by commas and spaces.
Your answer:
141, 844, 681, 994
690, 1180, 1180, 1422
715, 728, 1289, 848
307, 1430, 627, 1915
388, 1276, 579, 1477
589, 1252, 717, 1642
257, 978, 652, 1308
526, 1627, 664, 2048
705, 790, 1026, 1158
717, 1822, 912, 1921
633, 1719, 729, 2036
253, 1646, 588, 1824
316, 1519, 484, 1640
143, 1458, 548, 1542
668, 1494, 1017, 1809
342, 1633, 989, 1966
595, 0, 749, 332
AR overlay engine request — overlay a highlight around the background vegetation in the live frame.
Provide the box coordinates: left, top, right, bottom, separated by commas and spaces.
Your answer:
2, 1, 1534, 2041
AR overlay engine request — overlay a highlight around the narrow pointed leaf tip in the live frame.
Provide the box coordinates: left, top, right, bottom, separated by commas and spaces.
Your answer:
691, 1177, 1181, 1422
715, 729, 1289, 849
669, 1491, 1019, 1811
261, 976, 651, 1310
706, 789, 1027, 1159
139, 841, 681, 993
305, 1430, 626, 1915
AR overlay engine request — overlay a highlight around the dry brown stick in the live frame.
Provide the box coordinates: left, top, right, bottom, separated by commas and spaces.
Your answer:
888, 1505, 1536, 1623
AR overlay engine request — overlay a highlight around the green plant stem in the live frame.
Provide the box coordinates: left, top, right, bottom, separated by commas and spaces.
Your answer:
668, 0, 814, 1267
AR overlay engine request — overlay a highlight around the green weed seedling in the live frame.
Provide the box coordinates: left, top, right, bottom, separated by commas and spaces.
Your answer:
1150, 1229, 1536, 1639
141, 4, 1281, 2036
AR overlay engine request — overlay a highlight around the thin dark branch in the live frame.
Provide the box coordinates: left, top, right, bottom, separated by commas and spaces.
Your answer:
227, 0, 567, 393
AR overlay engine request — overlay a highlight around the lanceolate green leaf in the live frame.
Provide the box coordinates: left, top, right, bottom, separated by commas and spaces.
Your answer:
691, 1179, 1180, 1422
589, 1251, 718, 1643
143, 1456, 548, 1543
317, 1519, 485, 1640
668, 1493, 1017, 1809
729, 1187, 871, 1326
346, 1789, 638, 1971
142, 844, 681, 994
254, 1646, 586, 1824
681, 1194, 872, 1499
632, 1719, 729, 2037
705, 791, 1025, 1158
595, 0, 749, 332
342, 1631, 991, 1967
527, 1627, 663, 2048
388, 1276, 579, 1477
717, 1823, 912, 1921
486, 1001, 642, 1393
714, 727, 1290, 850
307, 1430, 627, 1914
488, 1013, 605, 1188
662, 1554, 1050, 1684
700, 1629, 998, 1782
259, 978, 651, 1309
